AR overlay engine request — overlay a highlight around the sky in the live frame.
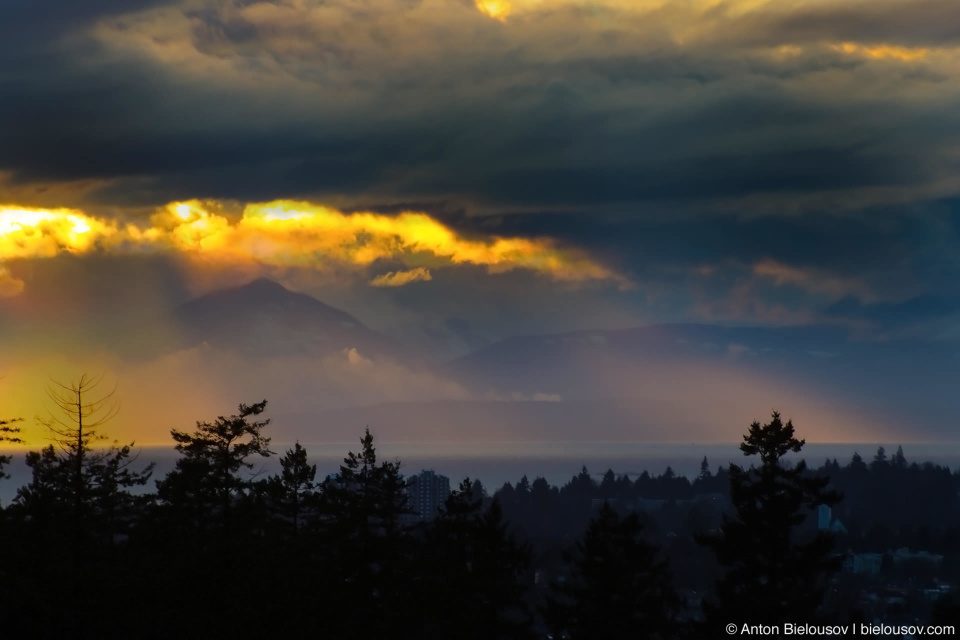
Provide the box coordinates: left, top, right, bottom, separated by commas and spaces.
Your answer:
1, 0, 959, 446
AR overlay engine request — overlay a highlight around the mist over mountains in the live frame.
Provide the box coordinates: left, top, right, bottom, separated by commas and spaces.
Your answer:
172, 278, 402, 361
2, 277, 957, 444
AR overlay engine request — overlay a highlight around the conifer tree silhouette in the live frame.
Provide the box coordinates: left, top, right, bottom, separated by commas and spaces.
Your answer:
268, 441, 317, 536
318, 428, 410, 634
546, 501, 680, 639
158, 399, 272, 539
699, 411, 841, 631
413, 478, 535, 639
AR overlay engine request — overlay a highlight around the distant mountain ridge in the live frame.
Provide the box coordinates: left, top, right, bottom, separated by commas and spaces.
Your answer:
452, 322, 851, 379
455, 323, 852, 367
171, 278, 399, 359
160, 282, 958, 410
448, 321, 959, 405
122, 280, 960, 442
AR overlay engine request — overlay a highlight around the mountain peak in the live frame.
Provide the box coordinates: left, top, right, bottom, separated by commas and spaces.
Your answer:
180, 277, 351, 321
195, 277, 318, 308
225, 277, 294, 300
171, 277, 404, 359
238, 277, 288, 293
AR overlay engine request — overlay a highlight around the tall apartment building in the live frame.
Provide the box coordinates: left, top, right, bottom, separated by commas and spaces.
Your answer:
407, 469, 451, 521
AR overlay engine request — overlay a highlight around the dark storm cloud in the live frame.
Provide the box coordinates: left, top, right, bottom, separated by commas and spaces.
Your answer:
744, 0, 960, 48
0, 0, 173, 45
13, 92, 946, 213
1, 0, 958, 212
439, 208, 906, 276
2, 0, 960, 342
427, 204, 960, 333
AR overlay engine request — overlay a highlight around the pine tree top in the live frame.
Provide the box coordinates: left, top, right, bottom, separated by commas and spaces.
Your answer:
740, 410, 805, 466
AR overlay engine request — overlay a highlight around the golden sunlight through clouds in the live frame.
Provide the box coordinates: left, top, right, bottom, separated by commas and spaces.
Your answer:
831, 42, 930, 62
475, 0, 512, 21
0, 207, 112, 258
0, 201, 626, 291
370, 267, 433, 287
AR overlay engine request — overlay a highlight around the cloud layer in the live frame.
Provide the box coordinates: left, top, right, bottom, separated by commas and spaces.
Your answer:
0, 200, 624, 293
1, 0, 957, 212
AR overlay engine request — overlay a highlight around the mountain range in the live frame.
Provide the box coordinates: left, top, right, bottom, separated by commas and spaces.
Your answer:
123, 278, 960, 442
167, 279, 958, 402
2, 276, 948, 442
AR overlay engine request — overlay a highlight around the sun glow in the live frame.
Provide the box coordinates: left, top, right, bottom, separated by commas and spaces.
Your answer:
0, 200, 626, 292
475, 0, 512, 21
0, 206, 115, 259
0, 209, 56, 235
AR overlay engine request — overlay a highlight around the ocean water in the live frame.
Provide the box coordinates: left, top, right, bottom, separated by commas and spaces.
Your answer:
2, 441, 958, 505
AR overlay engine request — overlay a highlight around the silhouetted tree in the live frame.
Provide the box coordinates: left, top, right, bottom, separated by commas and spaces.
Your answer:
699, 411, 841, 629
17, 446, 68, 513
157, 399, 273, 537
871, 446, 888, 470
0, 416, 22, 483
35, 374, 115, 525
17, 375, 152, 545
89, 443, 154, 543
599, 469, 617, 495
634, 470, 653, 494
557, 466, 597, 535
848, 452, 867, 473
516, 474, 531, 497
414, 478, 535, 639
8, 375, 152, 640
546, 501, 680, 639
322, 427, 408, 535
892, 445, 907, 469
699, 456, 712, 481
267, 441, 317, 536
140, 400, 275, 639
239, 441, 323, 636
563, 466, 594, 497
318, 428, 410, 634
470, 478, 488, 503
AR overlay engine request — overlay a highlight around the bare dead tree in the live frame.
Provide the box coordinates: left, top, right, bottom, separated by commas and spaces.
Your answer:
0, 417, 22, 442
38, 373, 118, 516
0, 416, 23, 482
0, 369, 24, 482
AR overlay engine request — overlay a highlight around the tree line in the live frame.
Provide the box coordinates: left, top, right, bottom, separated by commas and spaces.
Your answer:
495, 443, 960, 560
0, 375, 934, 638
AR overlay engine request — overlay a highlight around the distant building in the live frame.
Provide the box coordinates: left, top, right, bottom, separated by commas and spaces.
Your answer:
844, 553, 883, 575
407, 469, 450, 521
817, 504, 847, 534
892, 548, 943, 569
818, 504, 831, 530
